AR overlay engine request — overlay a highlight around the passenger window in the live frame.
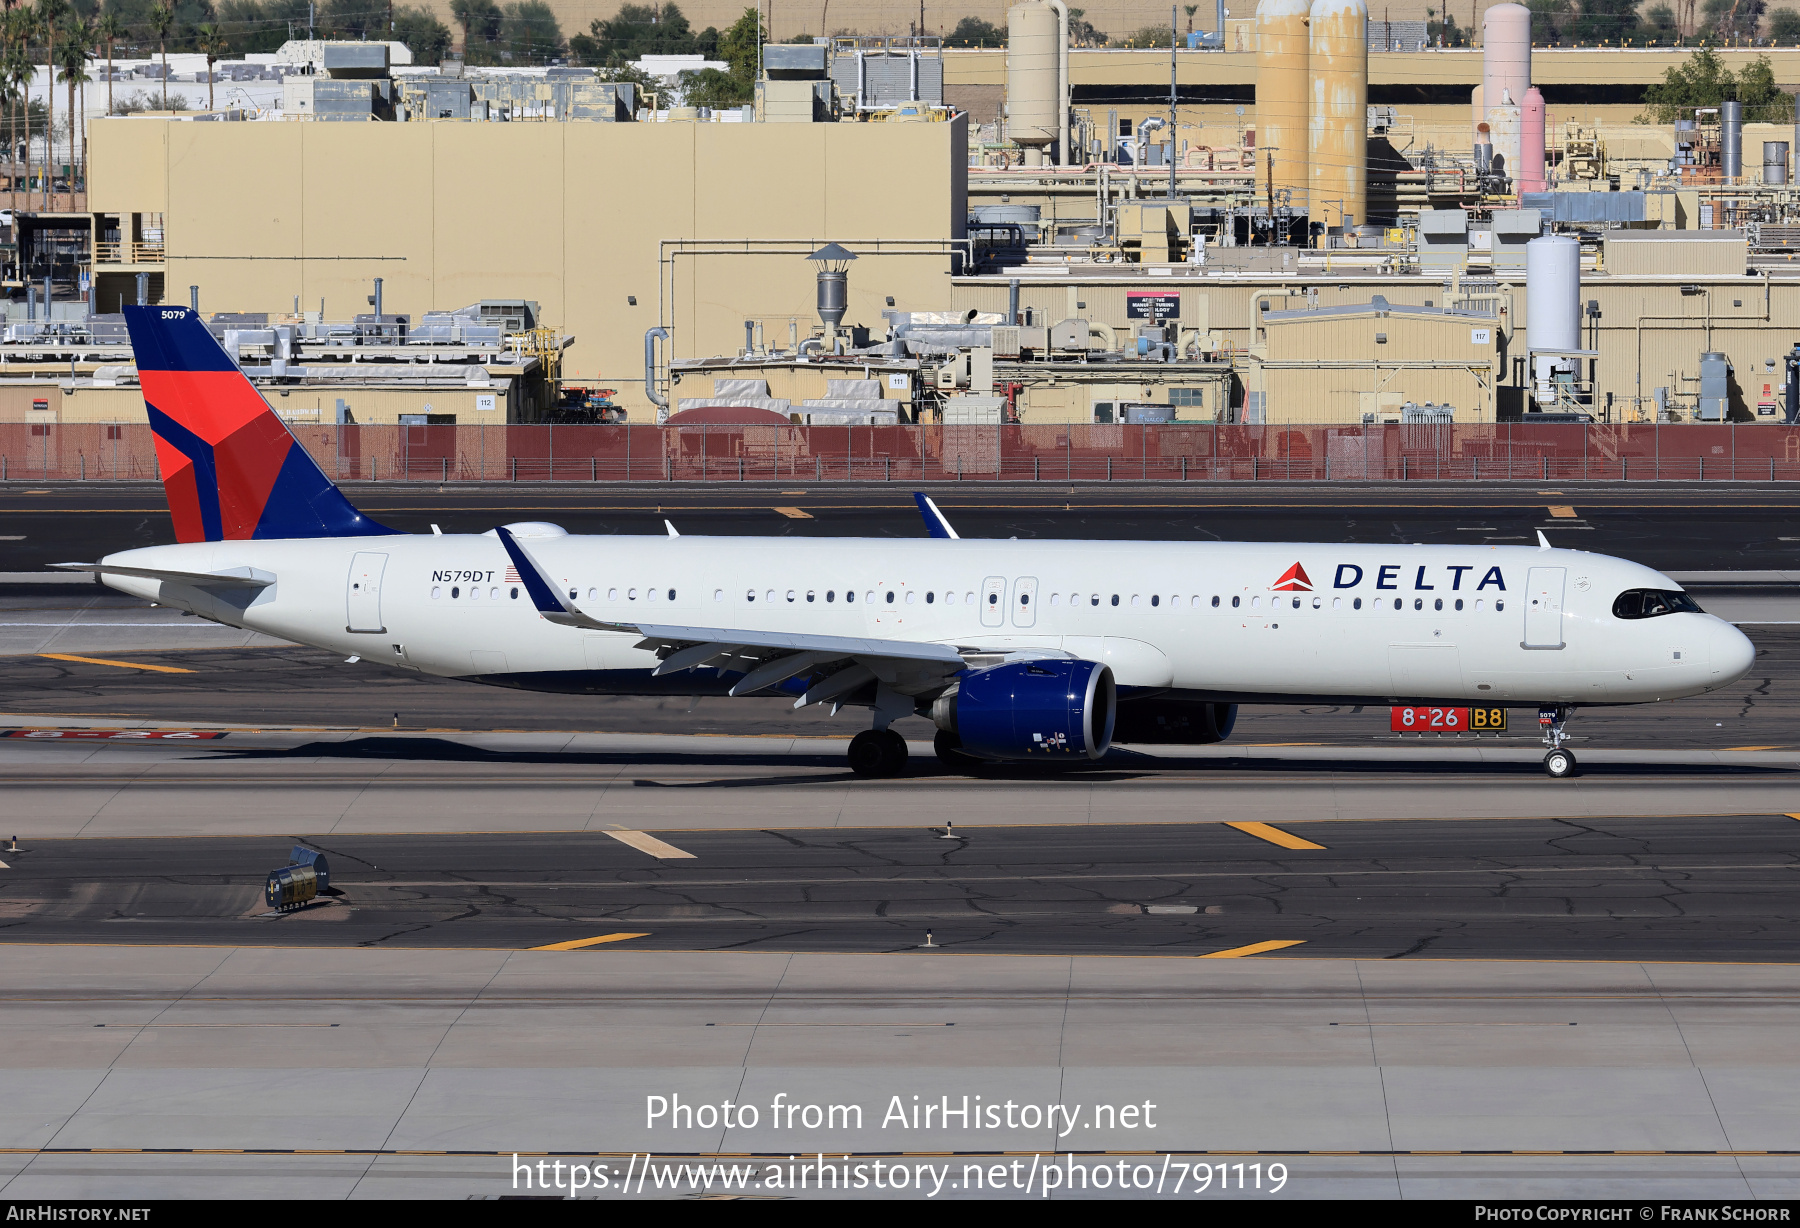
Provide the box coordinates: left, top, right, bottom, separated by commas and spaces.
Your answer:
647, 588, 658, 601
510, 587, 518, 599
906, 591, 917, 604
886, 591, 896, 604
491, 587, 500, 600
587, 588, 597, 600
1311, 597, 1320, 609
1291, 597, 1300, 609
927, 591, 936, 603
609, 588, 619, 600
1151, 595, 1160, 607
1475, 598, 1484, 611
1210, 595, 1219, 608
470, 587, 481, 601
1454, 598, 1463, 610
1496, 600, 1505, 611
628, 588, 638, 600
767, 590, 777, 603
944, 591, 956, 605
431, 586, 441, 599
714, 589, 724, 601
1433, 598, 1442, 611
847, 590, 857, 603
786, 590, 796, 602
866, 591, 876, 603
1089, 595, 1098, 606
1131, 595, 1140, 607
966, 591, 976, 604
1110, 594, 1120, 607
1050, 593, 1060, 606
746, 589, 756, 602
1020, 592, 1029, 605
1354, 597, 1362, 609
987, 592, 997, 605
807, 591, 816, 602
1231, 596, 1240, 608
668, 589, 676, 601
1251, 596, 1260, 608
451, 585, 460, 599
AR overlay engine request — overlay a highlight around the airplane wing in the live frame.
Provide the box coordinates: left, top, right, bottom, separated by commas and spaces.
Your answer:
493, 525, 968, 704
50, 562, 275, 588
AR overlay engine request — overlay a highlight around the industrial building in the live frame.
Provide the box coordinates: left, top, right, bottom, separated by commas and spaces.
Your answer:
6, 16, 1800, 431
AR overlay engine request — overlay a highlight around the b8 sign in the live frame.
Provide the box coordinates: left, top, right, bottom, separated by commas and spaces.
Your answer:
1390, 706, 1508, 732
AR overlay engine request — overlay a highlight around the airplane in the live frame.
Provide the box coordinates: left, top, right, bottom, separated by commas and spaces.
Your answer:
56, 306, 1758, 781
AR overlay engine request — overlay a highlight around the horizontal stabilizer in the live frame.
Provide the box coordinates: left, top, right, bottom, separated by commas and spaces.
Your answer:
51, 562, 275, 588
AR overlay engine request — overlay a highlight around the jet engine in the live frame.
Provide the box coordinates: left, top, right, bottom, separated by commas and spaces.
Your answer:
931, 659, 1115, 761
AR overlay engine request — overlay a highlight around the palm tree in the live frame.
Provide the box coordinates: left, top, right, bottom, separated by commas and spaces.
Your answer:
1, 13, 29, 208
147, 0, 173, 112
56, 17, 87, 195
1184, 4, 1197, 34
195, 22, 227, 112
94, 11, 123, 117
39, 0, 68, 208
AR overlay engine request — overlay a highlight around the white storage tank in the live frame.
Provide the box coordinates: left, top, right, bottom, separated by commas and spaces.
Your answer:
1256, 0, 1312, 214
1481, 3, 1531, 121
1006, 0, 1065, 164
1307, 0, 1367, 231
1526, 234, 1581, 405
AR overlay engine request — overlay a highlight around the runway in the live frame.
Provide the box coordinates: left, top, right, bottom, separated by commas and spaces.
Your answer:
7, 482, 1800, 1197
4, 812, 1800, 961
10, 479, 1800, 572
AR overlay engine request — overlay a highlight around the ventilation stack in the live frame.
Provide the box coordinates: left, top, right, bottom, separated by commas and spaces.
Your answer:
1307, 0, 1367, 231
1519, 87, 1546, 193
1006, 0, 1070, 166
1481, 3, 1531, 191
1256, 0, 1312, 217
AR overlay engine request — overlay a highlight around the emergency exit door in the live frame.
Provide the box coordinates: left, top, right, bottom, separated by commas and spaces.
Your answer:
347, 552, 388, 633
1523, 566, 1566, 649
981, 576, 1006, 627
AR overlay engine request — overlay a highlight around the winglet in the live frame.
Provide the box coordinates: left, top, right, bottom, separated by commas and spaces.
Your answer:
665, 520, 680, 538
494, 526, 614, 631
913, 492, 960, 540
1537, 531, 1552, 550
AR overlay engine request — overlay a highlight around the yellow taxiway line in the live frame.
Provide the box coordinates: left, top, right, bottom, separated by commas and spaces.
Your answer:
38, 653, 195, 674
1225, 821, 1327, 850
528, 933, 651, 952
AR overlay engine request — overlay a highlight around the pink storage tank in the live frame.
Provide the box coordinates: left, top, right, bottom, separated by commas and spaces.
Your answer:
1520, 86, 1546, 193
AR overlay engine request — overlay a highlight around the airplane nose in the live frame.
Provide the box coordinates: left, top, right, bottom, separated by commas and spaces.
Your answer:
1709, 619, 1756, 683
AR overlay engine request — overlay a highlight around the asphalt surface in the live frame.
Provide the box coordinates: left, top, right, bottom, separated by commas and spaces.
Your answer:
6, 815, 1799, 960
3, 629, 1795, 747
9, 480, 1800, 572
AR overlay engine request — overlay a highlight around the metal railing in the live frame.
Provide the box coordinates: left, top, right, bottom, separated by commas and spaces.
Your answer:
8, 422, 1800, 484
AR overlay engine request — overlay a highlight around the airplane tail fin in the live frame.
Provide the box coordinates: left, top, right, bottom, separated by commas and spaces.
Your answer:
124, 306, 397, 543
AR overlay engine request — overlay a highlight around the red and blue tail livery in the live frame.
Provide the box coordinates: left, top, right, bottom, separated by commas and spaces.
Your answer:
124, 306, 395, 543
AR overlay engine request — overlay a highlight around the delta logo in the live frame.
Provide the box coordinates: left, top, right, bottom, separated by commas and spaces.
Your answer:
1270, 562, 1313, 592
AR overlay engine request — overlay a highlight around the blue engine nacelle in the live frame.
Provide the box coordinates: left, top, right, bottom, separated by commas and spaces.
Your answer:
931, 659, 1116, 761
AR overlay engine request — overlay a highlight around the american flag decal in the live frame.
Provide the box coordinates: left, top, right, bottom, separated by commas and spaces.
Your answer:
504, 566, 521, 583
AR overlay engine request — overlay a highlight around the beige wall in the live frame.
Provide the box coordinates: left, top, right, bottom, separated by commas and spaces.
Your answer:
0, 382, 510, 425
89, 115, 967, 421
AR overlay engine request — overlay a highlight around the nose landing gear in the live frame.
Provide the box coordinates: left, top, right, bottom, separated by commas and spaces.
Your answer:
1539, 704, 1577, 778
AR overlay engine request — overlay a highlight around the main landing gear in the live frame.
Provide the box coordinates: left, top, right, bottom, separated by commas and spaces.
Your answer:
1539, 704, 1577, 778
848, 728, 909, 778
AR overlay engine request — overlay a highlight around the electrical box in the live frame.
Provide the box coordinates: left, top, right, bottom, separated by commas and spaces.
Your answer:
1050, 318, 1090, 350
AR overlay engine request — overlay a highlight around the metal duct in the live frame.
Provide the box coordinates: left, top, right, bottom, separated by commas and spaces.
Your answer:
1766, 141, 1790, 186
1722, 101, 1743, 182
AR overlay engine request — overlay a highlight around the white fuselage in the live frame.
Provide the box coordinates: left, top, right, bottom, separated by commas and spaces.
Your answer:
98, 533, 1755, 707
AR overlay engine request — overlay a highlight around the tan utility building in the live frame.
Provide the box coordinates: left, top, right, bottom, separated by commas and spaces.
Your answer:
87, 114, 969, 421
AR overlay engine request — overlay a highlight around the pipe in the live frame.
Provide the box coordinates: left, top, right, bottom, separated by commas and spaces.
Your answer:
1137, 115, 1167, 167
798, 338, 825, 358
1088, 322, 1118, 350
1008, 278, 1021, 325
644, 326, 669, 418
744, 319, 755, 354
1049, 0, 1070, 166
373, 276, 383, 321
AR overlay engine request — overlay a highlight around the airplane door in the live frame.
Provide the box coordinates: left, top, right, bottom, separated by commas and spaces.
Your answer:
1523, 566, 1566, 649
981, 576, 1006, 628
1011, 577, 1038, 628
347, 552, 388, 632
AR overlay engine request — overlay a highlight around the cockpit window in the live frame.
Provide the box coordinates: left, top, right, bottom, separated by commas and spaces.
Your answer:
1612, 588, 1703, 620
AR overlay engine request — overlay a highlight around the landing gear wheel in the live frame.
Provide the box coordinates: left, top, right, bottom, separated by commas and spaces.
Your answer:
880, 729, 909, 775
934, 728, 979, 769
849, 729, 909, 778
849, 730, 888, 777
1543, 748, 1578, 779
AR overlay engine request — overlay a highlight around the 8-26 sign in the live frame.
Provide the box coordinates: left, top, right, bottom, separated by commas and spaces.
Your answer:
1390, 706, 1507, 732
